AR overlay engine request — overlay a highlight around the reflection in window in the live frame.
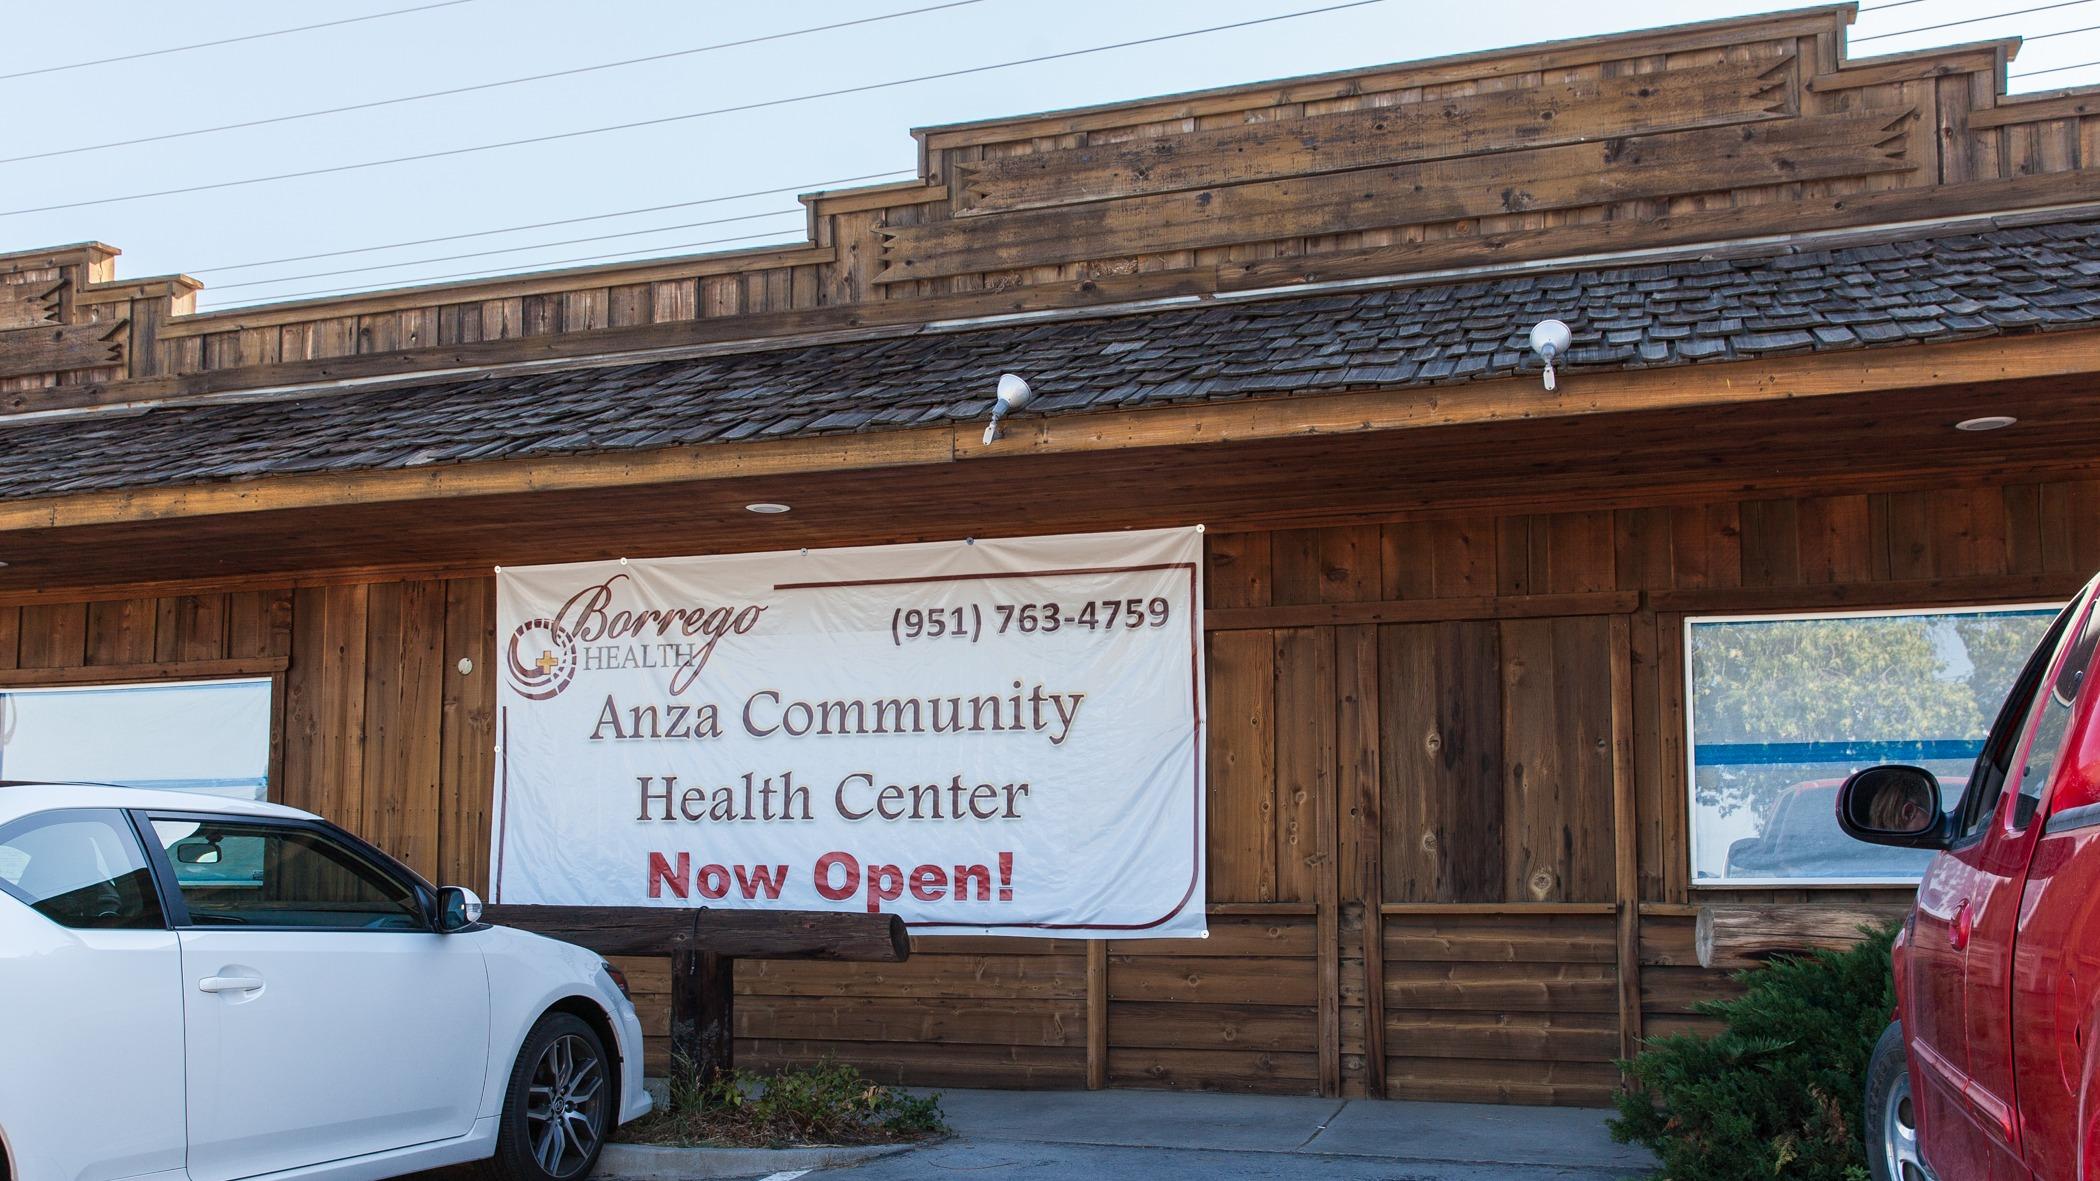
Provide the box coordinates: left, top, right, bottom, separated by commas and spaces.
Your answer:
150, 820, 423, 930
0, 679, 270, 799
0, 810, 165, 929
2012, 604, 2100, 827
1687, 606, 2059, 884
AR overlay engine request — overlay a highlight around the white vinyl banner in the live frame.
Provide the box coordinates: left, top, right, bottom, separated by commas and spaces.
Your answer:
492, 527, 1206, 938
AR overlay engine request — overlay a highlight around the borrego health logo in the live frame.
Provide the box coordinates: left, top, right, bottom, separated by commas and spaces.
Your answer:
503, 572, 769, 700
505, 617, 579, 700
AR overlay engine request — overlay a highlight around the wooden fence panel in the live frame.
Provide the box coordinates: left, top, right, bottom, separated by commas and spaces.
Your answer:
1108, 912, 1321, 1093
735, 937, 1089, 1089
1381, 911, 1621, 1106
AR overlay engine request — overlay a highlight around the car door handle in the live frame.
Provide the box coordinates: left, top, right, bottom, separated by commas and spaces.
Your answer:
1950, 901, 1973, 951
198, 975, 264, 993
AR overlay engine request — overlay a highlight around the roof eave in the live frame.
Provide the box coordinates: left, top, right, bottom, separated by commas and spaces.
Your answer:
3, 326, 2095, 537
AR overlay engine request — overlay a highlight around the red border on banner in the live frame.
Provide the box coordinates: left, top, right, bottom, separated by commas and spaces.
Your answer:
492, 558, 1206, 931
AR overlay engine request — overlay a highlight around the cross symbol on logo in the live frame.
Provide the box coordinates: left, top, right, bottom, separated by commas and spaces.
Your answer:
535, 649, 561, 674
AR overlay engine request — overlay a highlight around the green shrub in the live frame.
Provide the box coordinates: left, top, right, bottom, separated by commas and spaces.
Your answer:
622, 1058, 947, 1148
1610, 922, 1899, 1181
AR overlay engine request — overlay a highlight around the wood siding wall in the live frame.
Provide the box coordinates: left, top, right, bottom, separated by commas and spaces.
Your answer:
10, 474, 2096, 1101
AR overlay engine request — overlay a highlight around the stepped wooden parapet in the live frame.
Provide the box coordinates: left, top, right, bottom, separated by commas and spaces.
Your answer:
0, 5, 2092, 418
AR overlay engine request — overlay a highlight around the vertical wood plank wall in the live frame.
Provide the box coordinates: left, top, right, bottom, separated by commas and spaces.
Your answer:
10, 476, 2097, 1102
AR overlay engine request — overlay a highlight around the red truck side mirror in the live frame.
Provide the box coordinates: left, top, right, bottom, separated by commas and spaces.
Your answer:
1837, 764, 1952, 850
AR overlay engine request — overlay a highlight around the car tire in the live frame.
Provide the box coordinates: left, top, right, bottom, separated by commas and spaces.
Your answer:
1865, 1021, 1923, 1181
487, 1011, 613, 1181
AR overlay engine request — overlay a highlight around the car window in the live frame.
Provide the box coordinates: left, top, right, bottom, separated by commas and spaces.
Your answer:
2010, 602, 2100, 828
0, 809, 165, 930
1957, 600, 2080, 840
149, 818, 425, 931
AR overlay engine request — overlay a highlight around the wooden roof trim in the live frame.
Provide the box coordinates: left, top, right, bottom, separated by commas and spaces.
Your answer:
0, 242, 119, 271
158, 242, 834, 338
1970, 89, 2100, 129
800, 179, 947, 215
9, 176, 2097, 423
3, 326, 2094, 535
1807, 38, 2015, 91
74, 275, 206, 305
9, 456, 2100, 608
912, 6, 1853, 149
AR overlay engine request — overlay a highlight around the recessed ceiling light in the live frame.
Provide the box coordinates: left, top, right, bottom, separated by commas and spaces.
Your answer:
1955, 415, 2017, 432
745, 502, 791, 514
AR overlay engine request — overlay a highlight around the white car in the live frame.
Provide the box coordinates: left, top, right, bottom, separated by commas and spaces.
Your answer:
0, 783, 650, 1181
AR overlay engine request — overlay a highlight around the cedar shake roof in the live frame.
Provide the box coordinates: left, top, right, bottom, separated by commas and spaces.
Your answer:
5, 215, 2100, 502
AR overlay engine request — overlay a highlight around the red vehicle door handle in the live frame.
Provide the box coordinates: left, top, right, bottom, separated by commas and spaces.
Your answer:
1950, 900, 1973, 950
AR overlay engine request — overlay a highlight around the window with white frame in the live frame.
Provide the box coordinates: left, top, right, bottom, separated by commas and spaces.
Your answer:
0, 678, 272, 799
1686, 605, 2059, 885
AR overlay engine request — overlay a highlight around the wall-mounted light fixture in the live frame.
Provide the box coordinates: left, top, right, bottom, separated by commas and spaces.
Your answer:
1528, 320, 1572, 391
982, 373, 1034, 445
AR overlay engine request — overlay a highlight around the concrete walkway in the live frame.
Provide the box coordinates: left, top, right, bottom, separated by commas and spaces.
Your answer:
836, 1087, 1659, 1180
417, 1087, 1657, 1179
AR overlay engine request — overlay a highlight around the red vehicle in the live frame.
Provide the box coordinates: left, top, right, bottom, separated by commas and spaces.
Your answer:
1842, 576, 2100, 1180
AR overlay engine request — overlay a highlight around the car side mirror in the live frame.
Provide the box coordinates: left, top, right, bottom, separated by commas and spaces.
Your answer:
1837, 764, 1948, 849
1726, 836, 1764, 863
436, 885, 484, 933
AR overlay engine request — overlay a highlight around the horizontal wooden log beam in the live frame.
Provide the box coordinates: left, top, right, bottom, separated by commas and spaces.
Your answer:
1694, 902, 1909, 970
482, 904, 910, 962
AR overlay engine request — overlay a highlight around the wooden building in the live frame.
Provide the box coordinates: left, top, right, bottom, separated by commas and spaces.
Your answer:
4, 5, 2100, 1105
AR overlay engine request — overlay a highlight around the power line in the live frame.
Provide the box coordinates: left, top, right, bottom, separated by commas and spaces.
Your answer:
0, 0, 477, 83
0, 1, 986, 167
2011, 54, 2100, 77
1860, 0, 1930, 10
188, 169, 913, 273
0, 0, 1387, 220
206, 208, 806, 292
2025, 20, 2100, 38
196, 228, 813, 309
1853, 0, 2092, 43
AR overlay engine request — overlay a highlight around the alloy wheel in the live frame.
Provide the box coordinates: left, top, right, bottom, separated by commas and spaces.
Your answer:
1881, 1070, 1923, 1181
524, 1032, 606, 1178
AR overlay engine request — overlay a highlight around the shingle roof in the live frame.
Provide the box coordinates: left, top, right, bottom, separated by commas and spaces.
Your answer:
5, 217, 2100, 502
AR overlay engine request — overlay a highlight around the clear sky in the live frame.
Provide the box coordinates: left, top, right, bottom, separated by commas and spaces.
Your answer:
3, 1, 2090, 312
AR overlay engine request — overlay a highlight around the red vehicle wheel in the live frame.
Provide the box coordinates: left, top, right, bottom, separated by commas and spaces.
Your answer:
1865, 1022, 1922, 1181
